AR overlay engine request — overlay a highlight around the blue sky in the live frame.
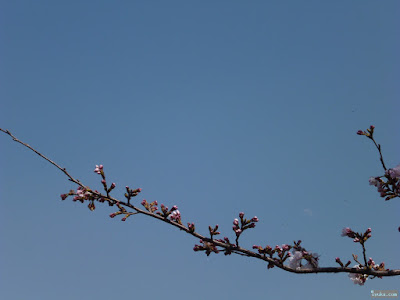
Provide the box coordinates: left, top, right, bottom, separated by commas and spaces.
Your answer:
1, 1, 399, 299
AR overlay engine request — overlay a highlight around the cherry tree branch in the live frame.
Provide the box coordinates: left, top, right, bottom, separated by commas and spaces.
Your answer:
2, 127, 399, 282
0, 128, 84, 188
357, 126, 387, 170
358, 126, 400, 201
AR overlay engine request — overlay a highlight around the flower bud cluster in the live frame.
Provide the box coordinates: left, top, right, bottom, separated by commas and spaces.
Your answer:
94, 164, 104, 175
347, 259, 387, 285
341, 227, 371, 243
289, 240, 319, 270
290, 250, 319, 270
94, 164, 117, 196
153, 204, 182, 224
192, 212, 258, 257
193, 239, 220, 256
338, 227, 389, 285
169, 206, 181, 223
252, 243, 292, 269
348, 264, 369, 285
357, 126, 400, 201
141, 199, 158, 213
232, 212, 258, 240
357, 125, 375, 137
124, 186, 142, 204
351, 254, 386, 273
193, 236, 238, 256
252, 240, 319, 270
74, 186, 95, 202
369, 168, 400, 201
60, 186, 104, 211
187, 222, 195, 233
208, 224, 220, 239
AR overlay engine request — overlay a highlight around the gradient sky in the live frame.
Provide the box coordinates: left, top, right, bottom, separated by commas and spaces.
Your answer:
1, 1, 399, 300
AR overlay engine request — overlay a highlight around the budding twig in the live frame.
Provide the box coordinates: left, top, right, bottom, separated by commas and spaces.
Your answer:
2, 127, 400, 281
357, 126, 387, 171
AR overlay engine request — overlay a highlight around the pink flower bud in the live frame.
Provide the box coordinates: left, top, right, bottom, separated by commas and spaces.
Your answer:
356, 130, 364, 135
60, 194, 68, 200
239, 212, 244, 218
88, 202, 95, 211
341, 227, 355, 238
94, 165, 103, 174
187, 223, 195, 232
235, 229, 242, 236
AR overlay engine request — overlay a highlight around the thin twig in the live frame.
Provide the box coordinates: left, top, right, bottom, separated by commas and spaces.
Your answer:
0, 128, 84, 187
369, 136, 387, 171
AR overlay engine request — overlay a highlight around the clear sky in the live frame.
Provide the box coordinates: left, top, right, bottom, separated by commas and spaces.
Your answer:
1, 1, 399, 299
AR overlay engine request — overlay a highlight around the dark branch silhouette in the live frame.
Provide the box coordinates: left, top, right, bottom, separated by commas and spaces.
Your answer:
2, 126, 399, 286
